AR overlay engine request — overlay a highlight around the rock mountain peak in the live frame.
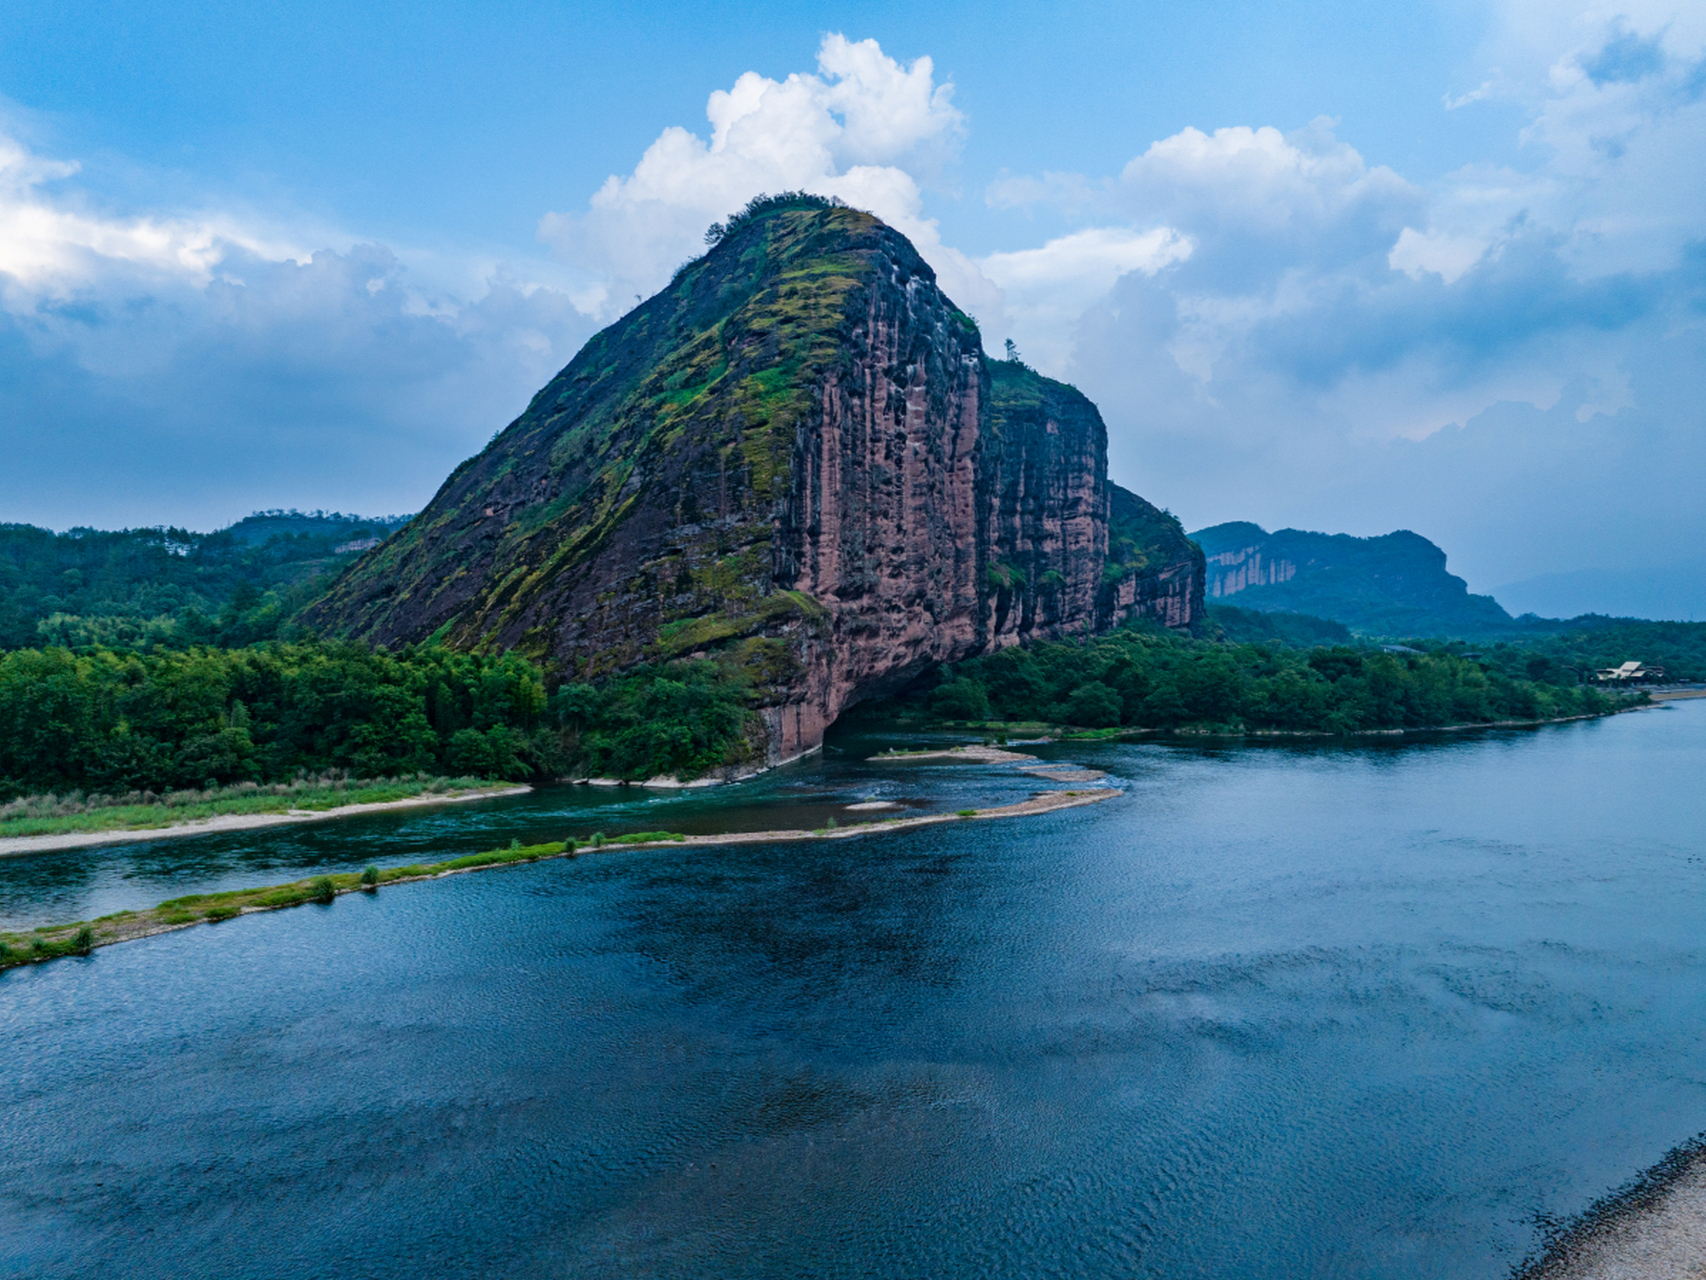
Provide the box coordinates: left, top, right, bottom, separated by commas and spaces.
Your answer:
306, 198, 1203, 763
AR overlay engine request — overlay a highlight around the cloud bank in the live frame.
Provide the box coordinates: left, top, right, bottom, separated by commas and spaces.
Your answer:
2, 12, 1702, 608
0, 130, 600, 530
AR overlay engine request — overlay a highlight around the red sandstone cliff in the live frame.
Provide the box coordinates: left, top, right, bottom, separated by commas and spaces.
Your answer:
305, 199, 1203, 765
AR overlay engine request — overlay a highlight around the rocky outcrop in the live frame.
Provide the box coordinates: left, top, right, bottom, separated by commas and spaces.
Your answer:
1101, 484, 1205, 631
306, 199, 1202, 762
982, 361, 1109, 645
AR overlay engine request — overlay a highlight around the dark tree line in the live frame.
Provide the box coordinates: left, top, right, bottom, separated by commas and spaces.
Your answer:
921, 624, 1620, 734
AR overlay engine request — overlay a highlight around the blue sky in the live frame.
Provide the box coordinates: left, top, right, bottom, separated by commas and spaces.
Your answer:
2, 0, 1703, 609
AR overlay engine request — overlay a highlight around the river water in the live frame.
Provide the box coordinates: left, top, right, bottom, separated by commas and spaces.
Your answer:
2, 703, 1704, 1278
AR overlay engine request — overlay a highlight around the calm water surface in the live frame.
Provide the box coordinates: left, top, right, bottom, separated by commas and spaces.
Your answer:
2, 703, 1704, 1278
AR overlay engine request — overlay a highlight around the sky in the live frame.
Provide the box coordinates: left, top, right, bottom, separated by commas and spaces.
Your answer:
1, 0, 1703, 612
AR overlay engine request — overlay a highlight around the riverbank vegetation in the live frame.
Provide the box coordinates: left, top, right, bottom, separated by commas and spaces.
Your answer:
864, 622, 1632, 735
0, 641, 557, 797
1444, 618, 1706, 682
552, 658, 760, 781
0, 637, 761, 800
0, 839, 587, 969
0, 773, 512, 840
2, 605, 1682, 806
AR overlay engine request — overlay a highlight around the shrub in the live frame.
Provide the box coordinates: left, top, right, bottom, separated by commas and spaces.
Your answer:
1064, 681, 1122, 728
360, 865, 379, 888
930, 679, 990, 722
310, 875, 336, 904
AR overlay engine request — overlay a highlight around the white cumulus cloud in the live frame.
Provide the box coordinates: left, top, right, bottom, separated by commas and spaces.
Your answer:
980, 227, 1191, 369
0, 135, 310, 304
536, 34, 987, 319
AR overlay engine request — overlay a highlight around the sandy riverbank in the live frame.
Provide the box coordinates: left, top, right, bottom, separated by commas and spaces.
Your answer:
0, 785, 534, 858
1520, 1142, 1706, 1279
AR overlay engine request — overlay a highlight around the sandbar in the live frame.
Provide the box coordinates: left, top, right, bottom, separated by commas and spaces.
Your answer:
871, 744, 1040, 764
0, 785, 533, 858
2, 788, 1119, 963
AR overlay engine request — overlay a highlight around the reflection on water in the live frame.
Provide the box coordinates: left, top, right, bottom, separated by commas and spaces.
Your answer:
1, 705, 1703, 1278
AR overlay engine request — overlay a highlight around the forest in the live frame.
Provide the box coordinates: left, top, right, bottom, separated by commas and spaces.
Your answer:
0, 640, 757, 799
0, 512, 406, 651
906, 622, 1626, 735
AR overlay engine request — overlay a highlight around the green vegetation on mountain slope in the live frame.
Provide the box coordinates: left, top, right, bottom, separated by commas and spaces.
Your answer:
0, 511, 407, 652
1207, 604, 1353, 647
305, 193, 937, 669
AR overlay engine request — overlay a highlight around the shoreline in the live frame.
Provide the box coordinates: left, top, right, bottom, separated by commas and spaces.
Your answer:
873, 704, 1642, 750
1518, 1138, 1706, 1279
0, 785, 534, 858
0, 787, 1117, 970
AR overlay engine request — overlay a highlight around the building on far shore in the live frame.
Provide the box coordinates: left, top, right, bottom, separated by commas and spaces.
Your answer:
1596, 661, 1665, 683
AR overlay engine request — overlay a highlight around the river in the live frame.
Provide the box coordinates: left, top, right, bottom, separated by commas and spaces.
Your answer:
2, 702, 1703, 1277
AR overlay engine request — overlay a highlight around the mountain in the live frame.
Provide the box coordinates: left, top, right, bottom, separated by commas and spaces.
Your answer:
0, 511, 409, 650
1494, 559, 1706, 623
305, 196, 1203, 762
1188, 521, 1511, 636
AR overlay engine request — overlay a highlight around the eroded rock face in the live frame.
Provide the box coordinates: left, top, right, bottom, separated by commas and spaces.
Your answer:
768, 260, 988, 759
982, 361, 1109, 647
305, 203, 1204, 763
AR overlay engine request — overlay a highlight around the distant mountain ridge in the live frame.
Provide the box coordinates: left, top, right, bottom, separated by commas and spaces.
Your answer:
1189, 521, 1512, 636
1494, 558, 1706, 623
0, 511, 410, 650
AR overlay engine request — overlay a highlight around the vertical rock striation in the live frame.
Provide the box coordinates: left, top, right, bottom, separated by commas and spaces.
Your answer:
304, 200, 1204, 764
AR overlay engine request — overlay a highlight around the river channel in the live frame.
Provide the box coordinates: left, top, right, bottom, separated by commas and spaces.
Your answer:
2, 702, 1703, 1277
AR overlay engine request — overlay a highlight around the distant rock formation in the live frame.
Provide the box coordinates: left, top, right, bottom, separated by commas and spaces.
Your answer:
1190, 521, 1510, 636
305, 198, 1203, 761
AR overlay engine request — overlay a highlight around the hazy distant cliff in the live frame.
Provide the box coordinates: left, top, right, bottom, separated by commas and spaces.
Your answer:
1191, 521, 1509, 635
306, 198, 1202, 760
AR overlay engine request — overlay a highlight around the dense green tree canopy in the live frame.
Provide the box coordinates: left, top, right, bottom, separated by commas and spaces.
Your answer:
911, 624, 1624, 734
0, 641, 759, 798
